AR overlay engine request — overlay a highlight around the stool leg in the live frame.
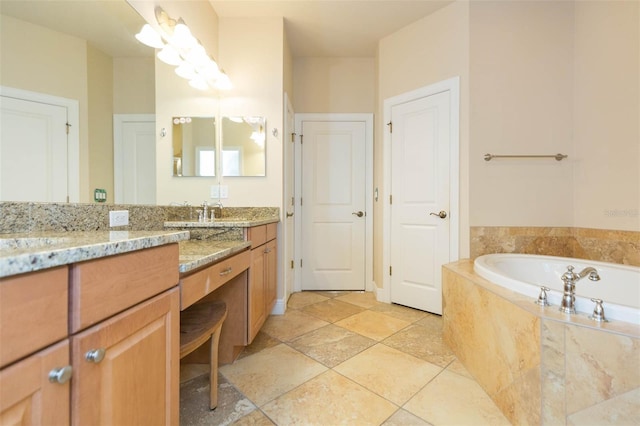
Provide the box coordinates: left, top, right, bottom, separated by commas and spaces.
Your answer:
209, 326, 223, 410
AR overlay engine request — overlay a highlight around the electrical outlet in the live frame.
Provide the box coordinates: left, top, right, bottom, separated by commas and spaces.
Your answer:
109, 210, 129, 227
220, 185, 229, 199
210, 185, 220, 198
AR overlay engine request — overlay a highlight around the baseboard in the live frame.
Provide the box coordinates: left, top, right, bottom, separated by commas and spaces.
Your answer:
270, 297, 287, 315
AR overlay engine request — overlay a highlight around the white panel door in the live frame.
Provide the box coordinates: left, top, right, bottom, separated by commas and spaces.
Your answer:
283, 94, 296, 305
114, 115, 156, 205
0, 96, 68, 202
390, 91, 450, 314
301, 121, 366, 291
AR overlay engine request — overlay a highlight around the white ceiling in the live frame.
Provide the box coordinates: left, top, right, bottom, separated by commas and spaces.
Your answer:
210, 0, 453, 57
0, 1, 452, 58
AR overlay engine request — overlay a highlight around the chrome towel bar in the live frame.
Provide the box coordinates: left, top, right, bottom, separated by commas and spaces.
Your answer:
484, 153, 568, 162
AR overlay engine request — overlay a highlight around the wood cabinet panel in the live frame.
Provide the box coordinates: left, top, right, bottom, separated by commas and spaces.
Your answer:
266, 223, 277, 241
69, 244, 179, 333
246, 225, 267, 248
71, 289, 179, 426
265, 239, 277, 314
0, 267, 68, 368
248, 248, 266, 342
0, 340, 70, 426
180, 249, 250, 310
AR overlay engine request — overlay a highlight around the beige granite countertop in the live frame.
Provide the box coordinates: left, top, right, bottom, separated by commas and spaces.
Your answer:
0, 230, 189, 278
177, 239, 251, 274
164, 216, 279, 229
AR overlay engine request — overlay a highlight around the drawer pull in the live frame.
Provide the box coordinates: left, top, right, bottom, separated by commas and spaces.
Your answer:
264, 248, 271, 254
48, 366, 73, 384
219, 267, 233, 276
85, 348, 106, 363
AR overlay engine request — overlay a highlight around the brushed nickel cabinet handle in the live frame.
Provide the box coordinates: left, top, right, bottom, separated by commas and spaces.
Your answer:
219, 267, 233, 276
85, 348, 106, 363
48, 366, 73, 384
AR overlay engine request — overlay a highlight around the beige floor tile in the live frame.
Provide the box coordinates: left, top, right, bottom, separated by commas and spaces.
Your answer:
314, 290, 351, 298
238, 330, 281, 360
336, 310, 411, 341
287, 292, 329, 309
369, 302, 429, 323
415, 313, 444, 332
334, 344, 442, 406
445, 358, 475, 379
261, 370, 398, 425
232, 410, 275, 425
335, 291, 382, 308
384, 323, 455, 367
404, 370, 510, 425
288, 324, 376, 367
219, 344, 327, 406
300, 298, 365, 323
260, 309, 329, 341
382, 409, 433, 425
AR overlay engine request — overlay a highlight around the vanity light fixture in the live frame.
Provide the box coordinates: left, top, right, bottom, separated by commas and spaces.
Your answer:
134, 6, 232, 91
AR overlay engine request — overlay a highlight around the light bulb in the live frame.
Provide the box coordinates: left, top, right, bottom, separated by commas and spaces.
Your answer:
175, 62, 196, 80
213, 72, 233, 90
189, 76, 208, 91
157, 45, 182, 66
172, 21, 197, 49
135, 24, 164, 49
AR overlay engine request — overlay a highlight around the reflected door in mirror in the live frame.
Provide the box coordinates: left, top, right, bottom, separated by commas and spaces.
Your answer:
221, 117, 266, 177
172, 117, 216, 177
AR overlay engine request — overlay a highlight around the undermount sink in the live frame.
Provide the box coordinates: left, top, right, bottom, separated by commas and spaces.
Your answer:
0, 237, 70, 250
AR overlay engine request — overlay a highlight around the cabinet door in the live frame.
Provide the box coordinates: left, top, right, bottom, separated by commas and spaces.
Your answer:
265, 239, 277, 314
71, 289, 179, 426
248, 247, 266, 343
0, 340, 70, 426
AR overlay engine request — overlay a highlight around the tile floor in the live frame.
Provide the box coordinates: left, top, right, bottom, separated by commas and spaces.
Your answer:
180, 291, 510, 425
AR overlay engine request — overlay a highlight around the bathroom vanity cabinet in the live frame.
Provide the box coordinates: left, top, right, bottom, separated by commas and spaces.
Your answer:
0, 243, 181, 425
247, 223, 278, 343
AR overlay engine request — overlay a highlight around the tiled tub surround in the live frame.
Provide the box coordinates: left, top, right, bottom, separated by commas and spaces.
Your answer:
471, 226, 640, 267
443, 260, 640, 425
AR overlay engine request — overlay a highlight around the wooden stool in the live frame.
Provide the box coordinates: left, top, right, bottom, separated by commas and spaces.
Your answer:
180, 300, 228, 410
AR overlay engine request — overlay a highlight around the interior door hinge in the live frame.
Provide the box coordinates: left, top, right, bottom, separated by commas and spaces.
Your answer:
389, 266, 392, 276
389, 195, 393, 205
300, 197, 303, 206
300, 134, 303, 144
290, 260, 294, 269
387, 121, 392, 133
300, 259, 303, 268
291, 132, 296, 142
291, 197, 294, 206
66, 122, 71, 135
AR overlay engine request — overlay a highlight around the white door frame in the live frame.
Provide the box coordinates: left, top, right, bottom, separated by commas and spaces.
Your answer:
0, 86, 80, 202
113, 114, 155, 204
380, 77, 460, 303
294, 113, 374, 293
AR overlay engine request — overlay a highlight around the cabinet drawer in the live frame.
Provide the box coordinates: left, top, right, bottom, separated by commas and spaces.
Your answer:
247, 225, 267, 248
0, 267, 68, 368
266, 223, 277, 241
69, 244, 179, 333
180, 249, 251, 310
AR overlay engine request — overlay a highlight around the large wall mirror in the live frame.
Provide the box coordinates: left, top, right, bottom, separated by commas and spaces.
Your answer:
172, 117, 216, 177
221, 116, 266, 177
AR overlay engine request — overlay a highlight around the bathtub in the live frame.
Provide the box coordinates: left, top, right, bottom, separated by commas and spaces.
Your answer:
474, 253, 640, 325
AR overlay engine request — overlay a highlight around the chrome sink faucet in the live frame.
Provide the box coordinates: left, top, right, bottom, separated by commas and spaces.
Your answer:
211, 200, 223, 219
201, 201, 208, 222
559, 265, 601, 314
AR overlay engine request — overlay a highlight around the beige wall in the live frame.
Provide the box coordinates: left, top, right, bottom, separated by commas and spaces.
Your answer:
293, 57, 375, 113
0, 14, 90, 202
376, 1, 470, 286
218, 17, 285, 208
87, 46, 114, 202
469, 1, 575, 227
113, 57, 155, 114
573, 0, 639, 231
283, 31, 294, 105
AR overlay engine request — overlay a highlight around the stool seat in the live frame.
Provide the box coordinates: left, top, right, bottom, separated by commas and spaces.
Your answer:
180, 300, 227, 410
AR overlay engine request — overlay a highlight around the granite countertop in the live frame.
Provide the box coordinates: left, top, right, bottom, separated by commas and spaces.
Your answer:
164, 216, 279, 228
177, 239, 251, 274
0, 230, 189, 278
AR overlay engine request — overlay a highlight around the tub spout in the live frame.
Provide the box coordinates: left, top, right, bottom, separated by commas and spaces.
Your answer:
559, 265, 600, 314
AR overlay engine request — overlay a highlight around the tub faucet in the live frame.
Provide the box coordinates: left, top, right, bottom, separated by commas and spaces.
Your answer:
559, 265, 601, 314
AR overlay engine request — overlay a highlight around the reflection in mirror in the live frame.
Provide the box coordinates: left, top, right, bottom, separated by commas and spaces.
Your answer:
172, 117, 216, 177
221, 116, 266, 177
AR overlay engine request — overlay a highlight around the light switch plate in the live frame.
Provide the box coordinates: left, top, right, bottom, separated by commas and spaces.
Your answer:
220, 185, 229, 199
210, 185, 220, 198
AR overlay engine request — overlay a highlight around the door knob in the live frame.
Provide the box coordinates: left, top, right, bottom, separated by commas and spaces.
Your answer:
429, 210, 447, 219
286, 212, 294, 218
352, 211, 364, 218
